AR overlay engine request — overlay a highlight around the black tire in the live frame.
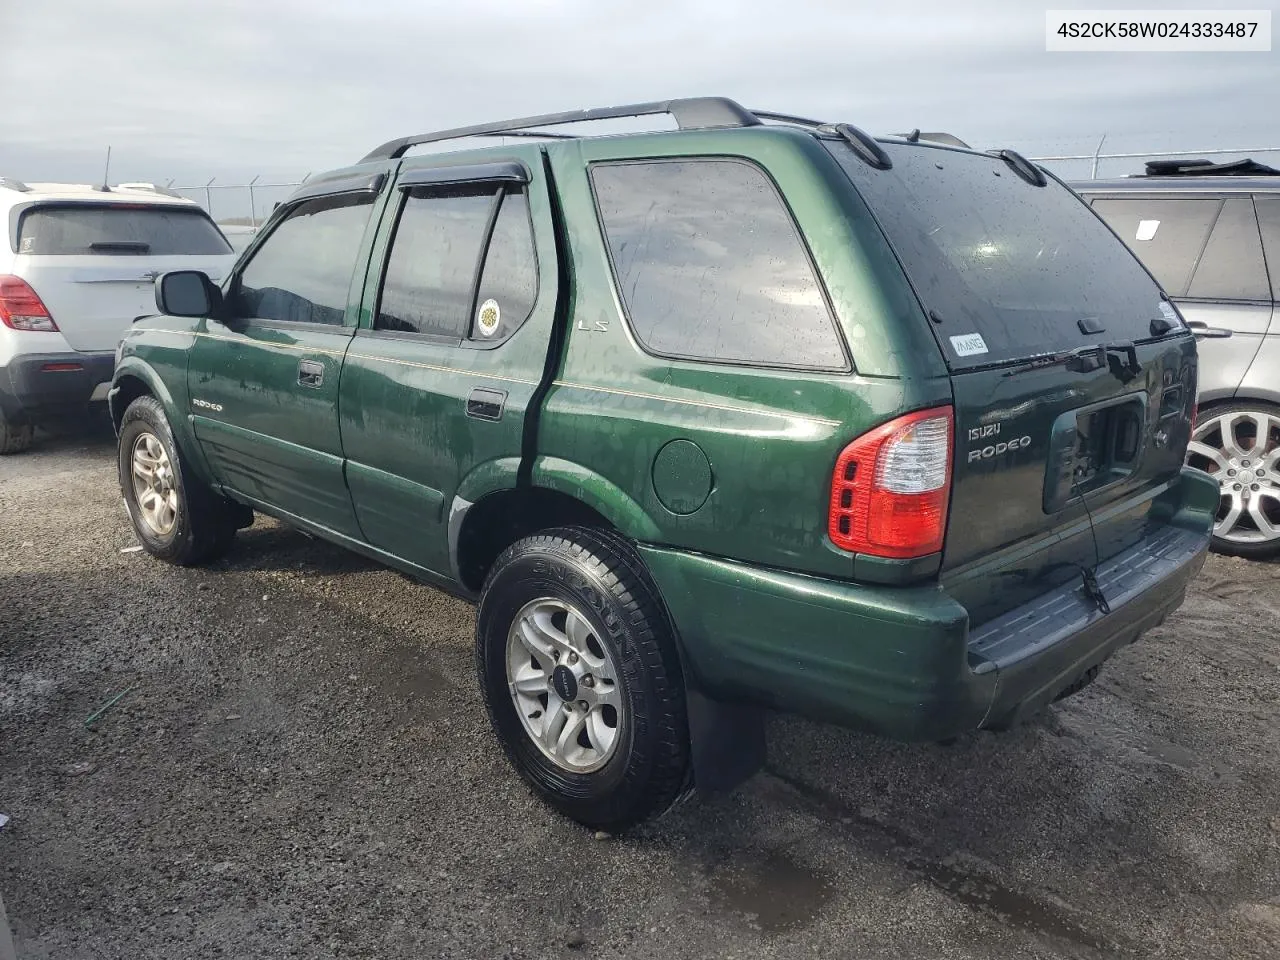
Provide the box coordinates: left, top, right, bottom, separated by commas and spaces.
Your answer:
117, 395, 238, 566
476, 526, 690, 832
0, 411, 34, 455
1186, 399, 1280, 560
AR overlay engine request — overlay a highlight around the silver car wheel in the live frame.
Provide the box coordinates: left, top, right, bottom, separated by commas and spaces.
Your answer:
1187, 409, 1280, 545
130, 432, 180, 537
506, 597, 626, 774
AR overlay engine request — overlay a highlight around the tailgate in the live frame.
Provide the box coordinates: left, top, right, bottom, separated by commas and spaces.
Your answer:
18, 255, 231, 352
12, 202, 233, 352
946, 337, 1196, 574
824, 136, 1199, 619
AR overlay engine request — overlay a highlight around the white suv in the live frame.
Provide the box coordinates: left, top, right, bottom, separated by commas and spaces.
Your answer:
0, 178, 234, 453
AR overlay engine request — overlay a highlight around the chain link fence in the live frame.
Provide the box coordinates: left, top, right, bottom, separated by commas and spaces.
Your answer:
172, 138, 1280, 236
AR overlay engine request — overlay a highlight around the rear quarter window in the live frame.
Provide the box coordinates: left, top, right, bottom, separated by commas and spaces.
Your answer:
1089, 198, 1220, 296
17, 204, 231, 256
590, 158, 847, 370
1257, 197, 1280, 300
1185, 198, 1270, 301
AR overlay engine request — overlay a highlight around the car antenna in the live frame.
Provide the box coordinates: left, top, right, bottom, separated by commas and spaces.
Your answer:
99, 145, 112, 192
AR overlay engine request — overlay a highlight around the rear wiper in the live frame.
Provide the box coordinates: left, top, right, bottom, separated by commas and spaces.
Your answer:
1002, 341, 1142, 379
90, 240, 150, 252
1003, 344, 1106, 377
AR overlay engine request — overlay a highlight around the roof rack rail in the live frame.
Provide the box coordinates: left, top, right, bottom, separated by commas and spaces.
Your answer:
0, 177, 31, 193
751, 110, 829, 127
1143, 157, 1280, 177
362, 97, 762, 162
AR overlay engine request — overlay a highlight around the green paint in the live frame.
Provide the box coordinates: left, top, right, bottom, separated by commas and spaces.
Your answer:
113, 121, 1215, 742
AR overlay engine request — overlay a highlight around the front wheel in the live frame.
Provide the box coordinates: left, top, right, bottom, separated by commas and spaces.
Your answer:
476, 527, 690, 832
118, 395, 239, 566
1185, 400, 1280, 560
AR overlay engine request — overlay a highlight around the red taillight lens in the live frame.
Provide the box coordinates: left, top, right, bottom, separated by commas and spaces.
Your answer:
0, 275, 58, 332
829, 406, 954, 559
1190, 402, 1198, 433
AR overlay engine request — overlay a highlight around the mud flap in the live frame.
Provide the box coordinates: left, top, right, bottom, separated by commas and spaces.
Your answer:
687, 688, 767, 792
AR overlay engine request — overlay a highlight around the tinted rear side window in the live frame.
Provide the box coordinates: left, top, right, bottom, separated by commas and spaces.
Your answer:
377, 186, 496, 339
1257, 197, 1280, 299
1186, 198, 1270, 301
471, 189, 538, 341
18, 204, 231, 256
1089, 198, 1220, 295
828, 143, 1169, 368
591, 159, 846, 370
233, 193, 373, 326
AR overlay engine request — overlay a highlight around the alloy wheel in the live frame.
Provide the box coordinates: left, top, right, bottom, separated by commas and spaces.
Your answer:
1186, 409, 1280, 546
505, 597, 626, 773
130, 432, 180, 537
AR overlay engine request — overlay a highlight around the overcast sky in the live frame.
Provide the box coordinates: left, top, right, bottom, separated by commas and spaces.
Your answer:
2, 0, 1277, 201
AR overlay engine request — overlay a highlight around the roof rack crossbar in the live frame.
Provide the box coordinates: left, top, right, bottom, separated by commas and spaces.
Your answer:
362, 97, 762, 162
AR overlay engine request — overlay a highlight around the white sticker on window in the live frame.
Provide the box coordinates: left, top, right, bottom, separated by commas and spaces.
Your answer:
476, 298, 500, 337
19, 236, 33, 253
949, 332, 989, 357
1135, 219, 1160, 241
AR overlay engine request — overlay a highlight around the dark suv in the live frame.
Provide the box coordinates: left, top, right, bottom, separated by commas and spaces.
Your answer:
110, 98, 1216, 830
1074, 161, 1280, 558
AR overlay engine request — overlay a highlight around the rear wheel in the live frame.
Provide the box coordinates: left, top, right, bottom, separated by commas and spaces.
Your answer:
1185, 400, 1280, 559
0, 411, 34, 455
476, 526, 689, 832
118, 395, 239, 565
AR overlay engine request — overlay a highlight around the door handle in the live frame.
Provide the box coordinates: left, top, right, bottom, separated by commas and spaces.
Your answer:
297, 359, 325, 388
466, 387, 506, 421
1184, 320, 1233, 340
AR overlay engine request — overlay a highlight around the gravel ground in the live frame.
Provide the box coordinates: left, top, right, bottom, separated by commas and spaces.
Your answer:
2, 426, 1279, 959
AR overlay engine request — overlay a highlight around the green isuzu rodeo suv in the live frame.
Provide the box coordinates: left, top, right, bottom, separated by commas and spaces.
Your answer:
109, 98, 1217, 830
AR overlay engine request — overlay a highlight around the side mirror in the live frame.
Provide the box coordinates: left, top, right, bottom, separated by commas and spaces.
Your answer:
1185, 320, 1233, 341
156, 270, 222, 318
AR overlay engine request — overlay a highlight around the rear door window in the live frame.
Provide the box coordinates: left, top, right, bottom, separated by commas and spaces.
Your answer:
1185, 198, 1270, 301
591, 159, 847, 370
17, 204, 231, 256
375, 184, 538, 343
828, 142, 1169, 368
232, 193, 374, 326
1257, 197, 1280, 299
376, 186, 495, 339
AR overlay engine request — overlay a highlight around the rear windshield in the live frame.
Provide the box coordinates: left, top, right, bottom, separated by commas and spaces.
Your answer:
17, 204, 231, 256
827, 142, 1171, 368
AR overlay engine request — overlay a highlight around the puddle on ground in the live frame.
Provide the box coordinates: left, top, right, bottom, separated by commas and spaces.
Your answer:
369, 648, 452, 722
708, 848, 835, 935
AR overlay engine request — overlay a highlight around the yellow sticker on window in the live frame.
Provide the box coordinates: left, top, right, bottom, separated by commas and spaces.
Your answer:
476, 298, 500, 337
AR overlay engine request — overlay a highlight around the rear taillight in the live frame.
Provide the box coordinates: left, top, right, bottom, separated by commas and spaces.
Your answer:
0, 276, 58, 332
829, 406, 953, 559
1190, 402, 1198, 433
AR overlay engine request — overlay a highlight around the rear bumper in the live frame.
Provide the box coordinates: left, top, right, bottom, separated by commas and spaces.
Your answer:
0, 351, 115, 422
641, 467, 1217, 741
